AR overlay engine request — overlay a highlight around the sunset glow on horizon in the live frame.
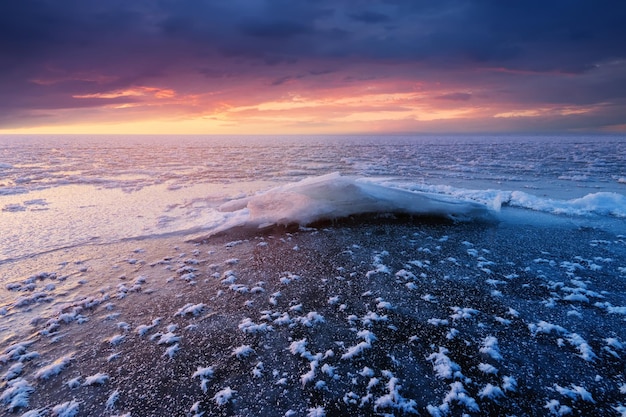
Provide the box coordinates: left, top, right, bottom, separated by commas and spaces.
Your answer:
1, 1, 625, 135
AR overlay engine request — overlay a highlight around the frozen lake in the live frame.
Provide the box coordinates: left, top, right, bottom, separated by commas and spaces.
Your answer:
0, 135, 625, 416
2, 135, 625, 262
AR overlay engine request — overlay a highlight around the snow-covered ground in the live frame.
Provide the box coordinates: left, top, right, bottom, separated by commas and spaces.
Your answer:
1, 216, 625, 416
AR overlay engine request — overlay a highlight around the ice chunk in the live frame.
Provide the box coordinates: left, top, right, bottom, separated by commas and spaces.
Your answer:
192, 366, 214, 379
509, 190, 626, 218
106, 389, 120, 409
83, 373, 109, 386
307, 407, 326, 417
174, 303, 206, 317
555, 384, 595, 403
478, 383, 504, 400
51, 400, 80, 417
0, 377, 34, 411
480, 336, 503, 361
34, 353, 74, 380
232, 345, 254, 358
218, 173, 492, 231
213, 387, 236, 406
426, 347, 461, 380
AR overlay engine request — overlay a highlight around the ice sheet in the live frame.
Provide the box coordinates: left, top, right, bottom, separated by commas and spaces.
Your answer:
218, 173, 493, 230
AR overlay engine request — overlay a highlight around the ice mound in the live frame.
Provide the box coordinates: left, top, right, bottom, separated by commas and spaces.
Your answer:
218, 173, 492, 229
375, 181, 626, 219
509, 191, 626, 218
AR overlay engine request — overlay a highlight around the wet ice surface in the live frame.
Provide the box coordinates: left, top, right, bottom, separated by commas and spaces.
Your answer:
1, 217, 625, 416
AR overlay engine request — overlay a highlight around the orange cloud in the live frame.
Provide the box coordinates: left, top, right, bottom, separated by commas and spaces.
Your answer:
494, 105, 594, 118
2, 67, 617, 135
73, 86, 176, 100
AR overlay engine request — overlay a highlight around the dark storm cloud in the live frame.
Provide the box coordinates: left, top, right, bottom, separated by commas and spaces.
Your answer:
458, 0, 626, 72
1, 0, 625, 130
241, 20, 313, 38
4, 0, 623, 71
348, 11, 391, 24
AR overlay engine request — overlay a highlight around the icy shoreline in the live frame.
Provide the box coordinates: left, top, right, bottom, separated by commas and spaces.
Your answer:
3, 172, 626, 264
1, 217, 625, 416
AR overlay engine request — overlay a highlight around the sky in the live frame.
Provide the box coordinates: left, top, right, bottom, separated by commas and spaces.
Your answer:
1, 0, 625, 135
